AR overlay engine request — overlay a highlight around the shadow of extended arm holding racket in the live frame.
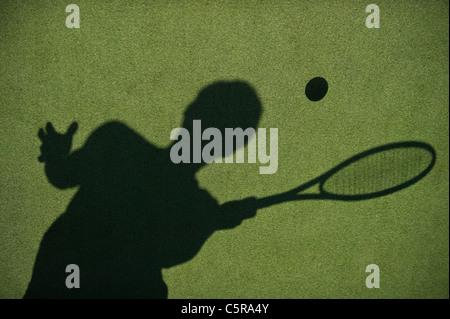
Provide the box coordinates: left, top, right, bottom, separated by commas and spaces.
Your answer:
185, 140, 437, 226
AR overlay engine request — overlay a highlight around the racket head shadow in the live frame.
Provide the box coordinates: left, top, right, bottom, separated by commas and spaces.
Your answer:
318, 141, 436, 201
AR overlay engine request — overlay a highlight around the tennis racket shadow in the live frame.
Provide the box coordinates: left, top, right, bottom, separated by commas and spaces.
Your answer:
257, 141, 436, 209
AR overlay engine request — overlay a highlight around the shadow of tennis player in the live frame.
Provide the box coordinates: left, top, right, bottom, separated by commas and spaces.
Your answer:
24, 81, 262, 298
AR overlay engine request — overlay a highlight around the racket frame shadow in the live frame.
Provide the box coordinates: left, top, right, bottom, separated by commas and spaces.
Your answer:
256, 141, 436, 209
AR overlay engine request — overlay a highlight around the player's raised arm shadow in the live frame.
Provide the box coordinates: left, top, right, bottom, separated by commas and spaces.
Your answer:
24, 81, 263, 299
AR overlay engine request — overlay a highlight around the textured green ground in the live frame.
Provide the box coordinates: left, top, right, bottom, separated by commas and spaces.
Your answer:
0, 0, 448, 298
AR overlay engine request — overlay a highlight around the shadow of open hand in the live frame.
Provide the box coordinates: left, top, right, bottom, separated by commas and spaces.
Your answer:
38, 122, 78, 163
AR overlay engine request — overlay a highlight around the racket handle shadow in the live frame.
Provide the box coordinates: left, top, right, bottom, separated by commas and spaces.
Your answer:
256, 192, 323, 209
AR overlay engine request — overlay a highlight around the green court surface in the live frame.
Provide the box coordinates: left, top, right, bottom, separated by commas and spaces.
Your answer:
0, 0, 448, 299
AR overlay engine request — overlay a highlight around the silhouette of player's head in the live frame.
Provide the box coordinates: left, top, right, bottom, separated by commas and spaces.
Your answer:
181, 81, 263, 164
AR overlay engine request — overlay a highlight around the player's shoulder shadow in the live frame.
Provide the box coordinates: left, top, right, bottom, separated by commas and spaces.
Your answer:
24, 81, 262, 299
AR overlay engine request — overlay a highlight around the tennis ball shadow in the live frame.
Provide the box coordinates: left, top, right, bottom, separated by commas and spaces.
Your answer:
305, 77, 328, 102
25, 81, 262, 299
